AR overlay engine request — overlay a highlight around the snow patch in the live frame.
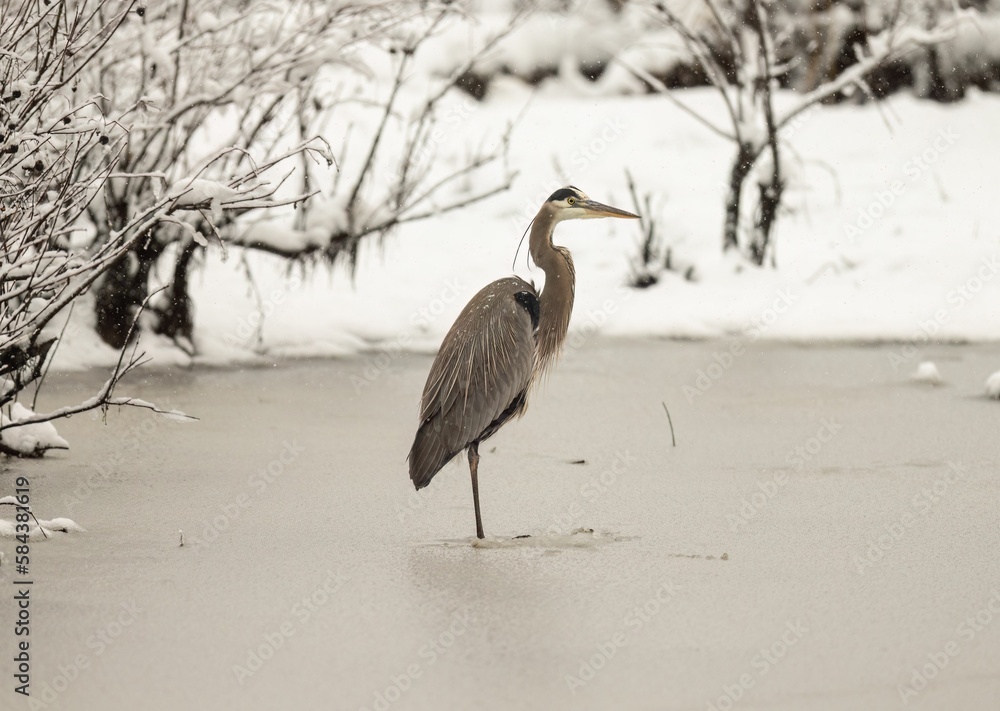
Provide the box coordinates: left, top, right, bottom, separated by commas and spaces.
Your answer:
0, 403, 70, 456
911, 361, 944, 386
985, 369, 1000, 399
0, 517, 85, 538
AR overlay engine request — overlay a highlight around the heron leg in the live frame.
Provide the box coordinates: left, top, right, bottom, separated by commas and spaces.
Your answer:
468, 443, 484, 539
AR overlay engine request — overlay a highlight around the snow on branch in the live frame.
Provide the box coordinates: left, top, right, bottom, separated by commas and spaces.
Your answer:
776, 9, 971, 131
0, 403, 69, 458
0, 380, 196, 435
0, 498, 51, 539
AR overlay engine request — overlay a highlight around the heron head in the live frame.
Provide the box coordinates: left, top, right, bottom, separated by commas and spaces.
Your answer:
545, 185, 639, 222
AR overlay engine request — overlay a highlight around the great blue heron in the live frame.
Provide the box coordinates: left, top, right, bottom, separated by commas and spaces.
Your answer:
407, 186, 639, 539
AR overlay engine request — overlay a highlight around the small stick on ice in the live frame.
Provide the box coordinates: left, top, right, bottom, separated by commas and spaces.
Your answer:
662, 401, 676, 447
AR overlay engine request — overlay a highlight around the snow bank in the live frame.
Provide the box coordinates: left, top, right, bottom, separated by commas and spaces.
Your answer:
43, 86, 1000, 374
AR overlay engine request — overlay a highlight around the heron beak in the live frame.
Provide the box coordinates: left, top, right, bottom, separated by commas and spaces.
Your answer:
578, 199, 640, 220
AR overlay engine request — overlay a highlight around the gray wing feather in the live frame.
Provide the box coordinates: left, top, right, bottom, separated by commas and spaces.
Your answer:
408, 277, 536, 489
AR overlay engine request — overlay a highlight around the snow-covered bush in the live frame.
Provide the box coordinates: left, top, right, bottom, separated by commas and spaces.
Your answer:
910, 8, 1000, 101
1, 0, 519, 452
68, 1, 516, 352
78, 0, 362, 349
0, 0, 321, 450
1, 0, 516, 432
627, 0, 967, 268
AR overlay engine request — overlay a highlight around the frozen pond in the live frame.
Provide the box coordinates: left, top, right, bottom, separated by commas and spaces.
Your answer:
3, 340, 999, 710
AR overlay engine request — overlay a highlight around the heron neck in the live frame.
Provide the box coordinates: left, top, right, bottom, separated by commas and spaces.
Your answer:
529, 208, 575, 373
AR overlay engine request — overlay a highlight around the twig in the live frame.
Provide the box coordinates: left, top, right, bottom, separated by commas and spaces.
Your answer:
0, 288, 196, 433
615, 57, 734, 141
662, 401, 676, 447
30, 301, 75, 412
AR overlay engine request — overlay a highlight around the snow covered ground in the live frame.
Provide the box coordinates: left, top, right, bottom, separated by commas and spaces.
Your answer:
4, 341, 999, 710
49, 84, 1000, 372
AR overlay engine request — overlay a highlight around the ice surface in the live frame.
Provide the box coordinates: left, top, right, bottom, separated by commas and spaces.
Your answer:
428, 528, 634, 550
5, 342, 999, 710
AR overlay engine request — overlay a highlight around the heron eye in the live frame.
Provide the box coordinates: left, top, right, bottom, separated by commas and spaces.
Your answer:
567, 197, 576, 205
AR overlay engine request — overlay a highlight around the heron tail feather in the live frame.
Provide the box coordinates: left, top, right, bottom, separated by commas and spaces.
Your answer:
407, 415, 460, 490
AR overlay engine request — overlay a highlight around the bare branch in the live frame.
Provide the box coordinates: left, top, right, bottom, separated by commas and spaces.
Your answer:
614, 57, 735, 141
